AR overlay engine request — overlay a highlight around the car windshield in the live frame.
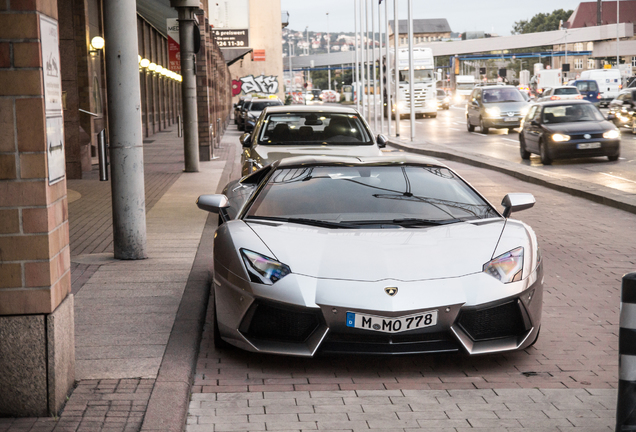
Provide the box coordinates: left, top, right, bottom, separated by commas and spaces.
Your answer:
482, 88, 525, 103
437, 90, 446, 97
246, 165, 498, 225
399, 69, 435, 83
457, 83, 475, 90
554, 88, 579, 95
249, 101, 282, 111
542, 104, 605, 123
576, 81, 599, 92
257, 112, 373, 145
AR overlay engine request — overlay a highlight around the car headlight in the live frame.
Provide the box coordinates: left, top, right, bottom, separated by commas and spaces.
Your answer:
520, 106, 530, 116
397, 101, 406, 110
485, 107, 500, 117
443, 97, 450, 103
483, 247, 523, 283
603, 129, 620, 139
240, 249, 291, 285
551, 133, 570, 142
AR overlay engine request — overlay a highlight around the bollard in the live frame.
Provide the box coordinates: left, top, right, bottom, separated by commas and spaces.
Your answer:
97, 129, 108, 181
177, 115, 183, 137
215, 118, 221, 149
617, 272, 636, 431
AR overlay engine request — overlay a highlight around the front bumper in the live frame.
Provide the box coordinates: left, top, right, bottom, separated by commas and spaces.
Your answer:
545, 138, 620, 159
482, 116, 523, 129
214, 262, 544, 356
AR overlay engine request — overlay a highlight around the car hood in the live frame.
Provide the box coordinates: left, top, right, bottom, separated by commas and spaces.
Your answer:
542, 120, 614, 134
483, 101, 528, 111
247, 219, 505, 282
253, 144, 383, 164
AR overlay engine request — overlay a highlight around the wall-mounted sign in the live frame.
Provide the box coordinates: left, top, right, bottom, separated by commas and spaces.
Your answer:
40, 14, 65, 185
212, 29, 249, 48
253, 49, 266, 61
210, 0, 249, 29
167, 18, 181, 73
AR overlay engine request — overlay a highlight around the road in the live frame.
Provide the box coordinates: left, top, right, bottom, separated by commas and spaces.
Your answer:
185, 122, 635, 431
379, 105, 636, 195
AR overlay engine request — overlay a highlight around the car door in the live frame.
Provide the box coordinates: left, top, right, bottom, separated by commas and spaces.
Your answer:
523, 105, 542, 152
468, 88, 481, 124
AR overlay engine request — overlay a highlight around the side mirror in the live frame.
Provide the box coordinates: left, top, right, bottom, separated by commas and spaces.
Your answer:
607, 113, 617, 121
376, 134, 388, 148
530, 120, 539, 126
239, 133, 252, 148
233, 103, 237, 108
196, 194, 229, 213
501, 193, 535, 218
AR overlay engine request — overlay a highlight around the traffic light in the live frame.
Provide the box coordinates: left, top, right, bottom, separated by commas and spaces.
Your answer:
562, 63, 570, 72
498, 68, 507, 78
479, 67, 486, 75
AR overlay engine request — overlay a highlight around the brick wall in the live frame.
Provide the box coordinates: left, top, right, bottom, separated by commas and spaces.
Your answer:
0, 0, 71, 315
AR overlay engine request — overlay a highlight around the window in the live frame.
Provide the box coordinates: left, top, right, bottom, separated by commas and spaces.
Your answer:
588, 58, 596, 69
632, 57, 636, 67
575, 58, 583, 69
574, 42, 584, 52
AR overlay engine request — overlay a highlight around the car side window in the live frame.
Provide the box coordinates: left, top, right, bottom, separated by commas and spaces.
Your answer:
475, 89, 481, 101
618, 93, 627, 101
525, 106, 538, 122
532, 106, 542, 122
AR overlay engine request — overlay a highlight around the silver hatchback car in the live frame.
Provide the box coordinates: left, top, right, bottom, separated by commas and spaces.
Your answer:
466, 85, 530, 133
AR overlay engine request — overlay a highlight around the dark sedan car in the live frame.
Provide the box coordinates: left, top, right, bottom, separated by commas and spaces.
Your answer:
240, 98, 283, 132
519, 100, 620, 165
233, 97, 250, 125
608, 89, 636, 132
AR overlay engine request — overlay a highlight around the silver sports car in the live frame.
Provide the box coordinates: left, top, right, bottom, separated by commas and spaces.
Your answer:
196, 155, 543, 356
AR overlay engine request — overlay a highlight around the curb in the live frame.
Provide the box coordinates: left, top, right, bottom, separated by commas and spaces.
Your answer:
388, 139, 636, 215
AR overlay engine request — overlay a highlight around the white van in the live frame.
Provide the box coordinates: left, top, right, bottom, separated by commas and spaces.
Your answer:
580, 69, 622, 106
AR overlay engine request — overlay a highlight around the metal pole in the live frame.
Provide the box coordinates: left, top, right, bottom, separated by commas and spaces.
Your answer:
327, 12, 331, 91
178, 7, 199, 172
393, 0, 400, 136
97, 129, 108, 181
103, 0, 147, 259
616, 273, 636, 430
354, 0, 360, 111
289, 40, 293, 93
365, 0, 370, 120
360, 0, 365, 115
378, 0, 384, 134
407, 0, 415, 141
384, 0, 391, 136
617, 0, 620, 68
371, 0, 377, 132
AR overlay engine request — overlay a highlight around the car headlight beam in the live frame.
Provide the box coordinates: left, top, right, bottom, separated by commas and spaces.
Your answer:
485, 107, 500, 117
483, 247, 524, 283
603, 129, 620, 139
551, 133, 570, 142
240, 249, 291, 285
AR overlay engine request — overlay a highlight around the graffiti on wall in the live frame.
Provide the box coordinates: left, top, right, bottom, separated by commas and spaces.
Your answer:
232, 74, 279, 97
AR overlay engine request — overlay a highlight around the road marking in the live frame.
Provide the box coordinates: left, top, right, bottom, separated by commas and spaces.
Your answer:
600, 172, 636, 184
502, 138, 518, 143
471, 132, 487, 137
448, 127, 461, 131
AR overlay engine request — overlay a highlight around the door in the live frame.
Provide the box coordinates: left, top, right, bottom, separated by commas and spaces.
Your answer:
523, 106, 542, 152
468, 88, 481, 124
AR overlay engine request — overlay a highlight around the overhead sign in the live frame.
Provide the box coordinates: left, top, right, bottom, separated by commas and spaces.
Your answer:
212, 29, 249, 48
40, 15, 65, 185
167, 18, 180, 73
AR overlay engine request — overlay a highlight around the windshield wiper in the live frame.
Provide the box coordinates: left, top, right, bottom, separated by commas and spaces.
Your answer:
245, 216, 351, 229
390, 218, 462, 226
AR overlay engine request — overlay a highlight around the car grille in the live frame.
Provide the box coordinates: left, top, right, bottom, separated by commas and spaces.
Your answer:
457, 300, 528, 341
242, 301, 321, 343
569, 132, 604, 140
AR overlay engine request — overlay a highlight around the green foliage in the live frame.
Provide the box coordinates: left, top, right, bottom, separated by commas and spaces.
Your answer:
512, 9, 573, 35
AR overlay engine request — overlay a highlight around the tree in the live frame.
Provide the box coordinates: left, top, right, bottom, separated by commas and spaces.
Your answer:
512, 9, 573, 35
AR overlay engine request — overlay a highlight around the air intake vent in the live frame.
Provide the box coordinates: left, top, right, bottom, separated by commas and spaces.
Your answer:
243, 301, 321, 343
457, 300, 527, 341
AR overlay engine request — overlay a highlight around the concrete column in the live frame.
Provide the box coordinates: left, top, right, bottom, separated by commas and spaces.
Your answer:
103, 0, 148, 260
0, 1, 75, 416
178, 7, 200, 172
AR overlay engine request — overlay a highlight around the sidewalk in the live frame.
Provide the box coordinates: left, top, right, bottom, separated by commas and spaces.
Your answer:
0, 126, 240, 432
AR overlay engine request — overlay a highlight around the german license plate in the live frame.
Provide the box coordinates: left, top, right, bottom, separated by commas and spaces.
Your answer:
346, 310, 437, 333
504, 117, 518, 122
577, 142, 601, 149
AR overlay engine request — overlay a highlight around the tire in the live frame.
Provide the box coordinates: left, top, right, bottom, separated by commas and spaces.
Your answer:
479, 117, 489, 134
507, 128, 516, 133
608, 153, 620, 162
430, 113, 437, 119
213, 297, 230, 349
466, 116, 475, 132
519, 136, 531, 160
539, 140, 552, 165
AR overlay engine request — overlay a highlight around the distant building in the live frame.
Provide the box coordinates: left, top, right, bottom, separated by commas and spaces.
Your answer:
567, 1, 636, 28
388, 19, 451, 46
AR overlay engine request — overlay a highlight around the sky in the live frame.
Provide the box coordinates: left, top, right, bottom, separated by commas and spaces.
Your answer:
280, 0, 585, 36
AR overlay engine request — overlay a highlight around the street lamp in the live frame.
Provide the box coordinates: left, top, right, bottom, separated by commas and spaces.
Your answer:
327, 12, 331, 90
306, 26, 309, 56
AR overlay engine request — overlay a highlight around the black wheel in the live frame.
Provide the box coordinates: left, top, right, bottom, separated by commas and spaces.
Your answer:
479, 117, 489, 134
466, 116, 475, 132
507, 128, 516, 133
430, 113, 437, 119
213, 297, 230, 349
539, 140, 552, 165
519, 135, 531, 160
608, 153, 620, 162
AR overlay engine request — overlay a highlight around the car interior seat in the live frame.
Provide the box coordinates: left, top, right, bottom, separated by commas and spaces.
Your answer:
269, 123, 290, 142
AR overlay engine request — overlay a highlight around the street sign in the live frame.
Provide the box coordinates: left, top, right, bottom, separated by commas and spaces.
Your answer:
167, 18, 180, 73
212, 28, 249, 48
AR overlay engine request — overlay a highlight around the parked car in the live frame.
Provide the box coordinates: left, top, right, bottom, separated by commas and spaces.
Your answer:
239, 105, 385, 175
569, 79, 602, 105
519, 100, 620, 165
196, 154, 543, 356
608, 88, 636, 132
233, 96, 250, 125
536, 86, 583, 102
466, 85, 530, 133
436, 89, 450, 110
240, 97, 283, 132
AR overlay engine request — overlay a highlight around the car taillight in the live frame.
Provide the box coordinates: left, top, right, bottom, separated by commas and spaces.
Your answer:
597, 94, 602, 99
575, 95, 584, 99
550, 96, 561, 100
620, 85, 623, 89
